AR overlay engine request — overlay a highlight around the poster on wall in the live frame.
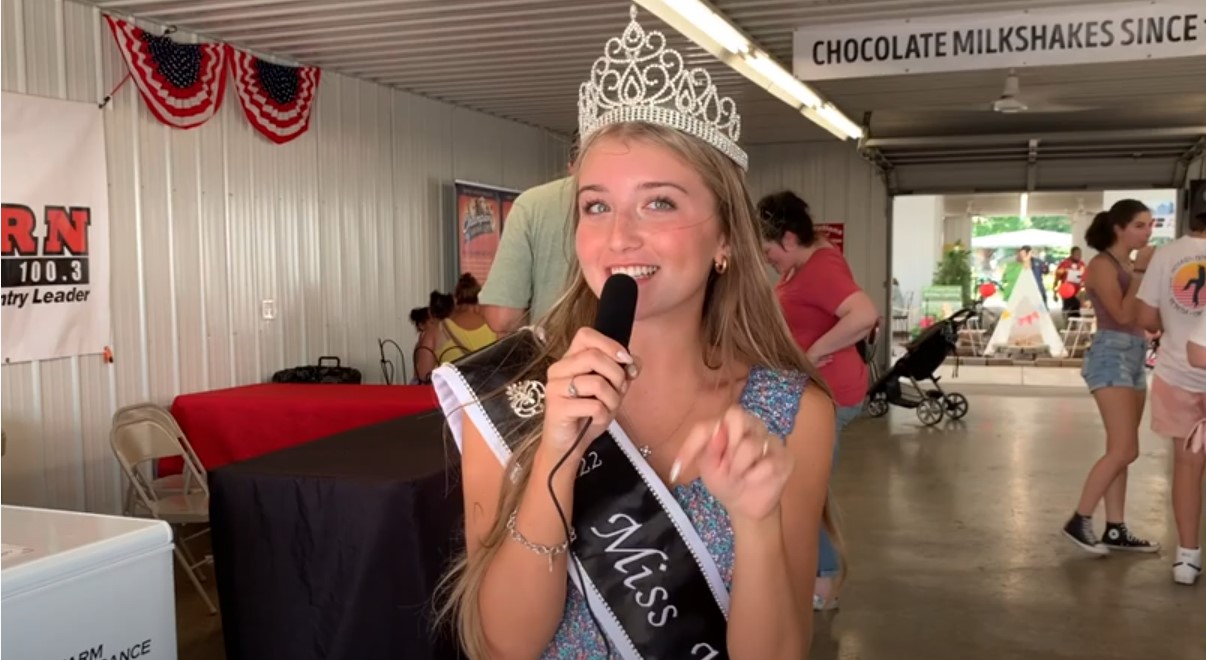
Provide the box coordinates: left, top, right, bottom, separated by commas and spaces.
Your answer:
1103, 189, 1177, 241
1, 92, 110, 364
500, 192, 519, 227
793, 1, 1206, 80
815, 222, 845, 253
454, 181, 521, 283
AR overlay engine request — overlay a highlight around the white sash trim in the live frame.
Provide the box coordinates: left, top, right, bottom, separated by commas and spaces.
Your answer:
605, 421, 732, 618
431, 362, 641, 660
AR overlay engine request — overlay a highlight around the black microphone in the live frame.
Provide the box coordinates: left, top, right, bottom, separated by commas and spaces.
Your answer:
594, 273, 639, 348
547, 273, 638, 656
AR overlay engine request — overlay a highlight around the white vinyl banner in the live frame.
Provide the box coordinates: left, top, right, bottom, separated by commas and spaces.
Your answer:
1102, 189, 1178, 241
1, 92, 110, 363
793, 1, 1206, 80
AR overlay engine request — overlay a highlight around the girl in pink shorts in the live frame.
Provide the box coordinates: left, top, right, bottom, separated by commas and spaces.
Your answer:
1137, 212, 1206, 586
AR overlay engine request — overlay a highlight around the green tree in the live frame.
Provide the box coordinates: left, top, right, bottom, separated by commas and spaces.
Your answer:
1029, 215, 1072, 233
972, 215, 1026, 236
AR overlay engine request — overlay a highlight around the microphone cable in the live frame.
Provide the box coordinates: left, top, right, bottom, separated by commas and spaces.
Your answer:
548, 419, 613, 658
539, 273, 634, 657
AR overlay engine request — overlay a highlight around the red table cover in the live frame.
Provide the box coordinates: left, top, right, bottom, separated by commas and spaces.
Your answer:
167, 383, 439, 471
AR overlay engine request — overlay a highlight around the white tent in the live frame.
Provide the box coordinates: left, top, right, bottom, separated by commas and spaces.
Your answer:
972, 229, 1072, 249
985, 265, 1067, 358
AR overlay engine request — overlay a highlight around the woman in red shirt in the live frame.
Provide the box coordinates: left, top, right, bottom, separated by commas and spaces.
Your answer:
758, 190, 879, 610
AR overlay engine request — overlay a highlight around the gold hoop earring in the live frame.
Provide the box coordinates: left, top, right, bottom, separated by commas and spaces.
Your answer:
714, 256, 729, 274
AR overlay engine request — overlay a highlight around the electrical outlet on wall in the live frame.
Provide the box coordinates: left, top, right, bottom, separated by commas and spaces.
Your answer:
261, 299, 276, 321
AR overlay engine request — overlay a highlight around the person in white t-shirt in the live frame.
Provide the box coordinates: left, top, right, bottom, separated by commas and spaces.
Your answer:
1137, 210, 1206, 586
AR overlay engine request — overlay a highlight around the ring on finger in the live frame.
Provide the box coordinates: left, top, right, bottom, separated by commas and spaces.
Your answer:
760, 438, 769, 459
567, 377, 579, 398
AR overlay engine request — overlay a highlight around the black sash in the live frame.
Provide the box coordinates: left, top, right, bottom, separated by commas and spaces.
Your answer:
433, 330, 730, 660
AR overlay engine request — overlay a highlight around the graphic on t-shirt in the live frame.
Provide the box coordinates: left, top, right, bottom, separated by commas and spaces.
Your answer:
1171, 260, 1206, 311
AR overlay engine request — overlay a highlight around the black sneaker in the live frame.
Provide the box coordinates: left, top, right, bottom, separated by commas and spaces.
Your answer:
1102, 522, 1160, 553
1063, 513, 1109, 555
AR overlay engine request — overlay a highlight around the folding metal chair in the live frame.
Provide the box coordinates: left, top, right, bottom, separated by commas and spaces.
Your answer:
110, 417, 217, 614
113, 404, 206, 515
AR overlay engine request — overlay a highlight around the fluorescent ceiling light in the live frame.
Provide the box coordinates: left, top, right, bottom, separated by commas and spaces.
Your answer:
745, 51, 821, 109
816, 103, 864, 140
662, 0, 749, 53
635, 0, 859, 141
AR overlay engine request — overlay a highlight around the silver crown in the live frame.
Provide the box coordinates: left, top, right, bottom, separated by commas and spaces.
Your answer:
578, 6, 747, 170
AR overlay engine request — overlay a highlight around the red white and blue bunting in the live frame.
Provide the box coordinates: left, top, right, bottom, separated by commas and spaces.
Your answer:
104, 15, 320, 143
104, 15, 228, 129
228, 47, 321, 145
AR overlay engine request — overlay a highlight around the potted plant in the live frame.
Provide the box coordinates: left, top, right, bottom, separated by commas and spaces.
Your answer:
933, 241, 973, 307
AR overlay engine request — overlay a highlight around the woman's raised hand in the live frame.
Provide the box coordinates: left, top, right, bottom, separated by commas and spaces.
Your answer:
542, 327, 636, 454
671, 406, 794, 524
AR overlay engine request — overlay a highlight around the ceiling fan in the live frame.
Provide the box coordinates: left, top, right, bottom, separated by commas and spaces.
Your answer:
916, 70, 1098, 114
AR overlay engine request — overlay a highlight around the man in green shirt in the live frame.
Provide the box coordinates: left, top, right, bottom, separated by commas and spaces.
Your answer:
480, 174, 576, 334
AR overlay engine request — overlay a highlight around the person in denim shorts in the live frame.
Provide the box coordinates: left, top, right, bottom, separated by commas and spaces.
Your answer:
1063, 199, 1161, 555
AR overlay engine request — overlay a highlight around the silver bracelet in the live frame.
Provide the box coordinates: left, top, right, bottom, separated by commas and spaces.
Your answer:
506, 510, 576, 572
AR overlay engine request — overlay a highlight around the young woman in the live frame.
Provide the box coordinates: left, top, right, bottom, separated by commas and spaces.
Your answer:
409, 306, 436, 384
414, 290, 454, 383
1063, 199, 1158, 554
430, 10, 838, 658
416, 275, 498, 382
758, 190, 877, 610
434, 273, 498, 364
1137, 210, 1206, 584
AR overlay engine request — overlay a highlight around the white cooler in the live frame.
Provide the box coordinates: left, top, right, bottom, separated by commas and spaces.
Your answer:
1, 505, 177, 659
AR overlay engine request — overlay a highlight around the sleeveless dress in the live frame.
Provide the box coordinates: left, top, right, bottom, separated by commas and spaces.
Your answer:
540, 366, 808, 659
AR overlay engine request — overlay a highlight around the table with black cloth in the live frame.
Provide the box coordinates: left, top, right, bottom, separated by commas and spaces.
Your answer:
170, 383, 439, 472
210, 410, 465, 660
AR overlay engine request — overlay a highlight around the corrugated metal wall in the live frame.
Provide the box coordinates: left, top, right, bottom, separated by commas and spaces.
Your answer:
0, 0, 565, 514
746, 141, 891, 316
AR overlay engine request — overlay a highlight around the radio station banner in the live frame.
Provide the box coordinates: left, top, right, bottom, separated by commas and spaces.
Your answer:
2, 92, 110, 363
793, 1, 1206, 80
816, 222, 845, 254
455, 181, 520, 283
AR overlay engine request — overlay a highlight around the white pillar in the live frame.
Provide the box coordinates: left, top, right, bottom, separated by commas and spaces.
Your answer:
892, 195, 944, 310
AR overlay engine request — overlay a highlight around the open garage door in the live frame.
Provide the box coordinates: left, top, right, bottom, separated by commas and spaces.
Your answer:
751, 0, 1206, 195
866, 126, 1205, 194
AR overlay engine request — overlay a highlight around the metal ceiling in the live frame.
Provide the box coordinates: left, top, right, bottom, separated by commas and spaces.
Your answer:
85, 0, 1206, 191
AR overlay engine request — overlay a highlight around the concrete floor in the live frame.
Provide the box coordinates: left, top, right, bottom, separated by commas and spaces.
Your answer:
175, 385, 1205, 659
817, 384, 1204, 660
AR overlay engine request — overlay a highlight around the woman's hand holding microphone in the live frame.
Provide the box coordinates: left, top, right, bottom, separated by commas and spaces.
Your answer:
541, 327, 638, 461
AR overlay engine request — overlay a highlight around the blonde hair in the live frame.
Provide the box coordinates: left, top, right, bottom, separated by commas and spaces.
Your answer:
437, 122, 845, 658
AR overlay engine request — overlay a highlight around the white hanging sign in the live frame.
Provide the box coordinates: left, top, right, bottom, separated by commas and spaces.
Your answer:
793, 1, 1206, 80
1, 92, 111, 364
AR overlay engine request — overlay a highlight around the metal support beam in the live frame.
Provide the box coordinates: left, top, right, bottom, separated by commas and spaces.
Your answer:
1025, 139, 1040, 191
1173, 137, 1206, 188
864, 127, 1206, 150
858, 145, 898, 195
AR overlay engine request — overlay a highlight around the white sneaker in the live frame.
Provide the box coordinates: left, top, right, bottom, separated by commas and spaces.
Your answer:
1173, 547, 1201, 585
812, 593, 839, 611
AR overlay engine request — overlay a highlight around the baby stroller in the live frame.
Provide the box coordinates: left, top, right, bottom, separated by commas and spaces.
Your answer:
865, 306, 977, 426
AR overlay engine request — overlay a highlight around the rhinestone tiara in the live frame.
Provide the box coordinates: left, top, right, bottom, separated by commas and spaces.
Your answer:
578, 5, 747, 171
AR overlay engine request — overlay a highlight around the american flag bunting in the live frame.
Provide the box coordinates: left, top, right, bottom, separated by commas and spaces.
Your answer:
229, 48, 321, 145
104, 15, 228, 129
